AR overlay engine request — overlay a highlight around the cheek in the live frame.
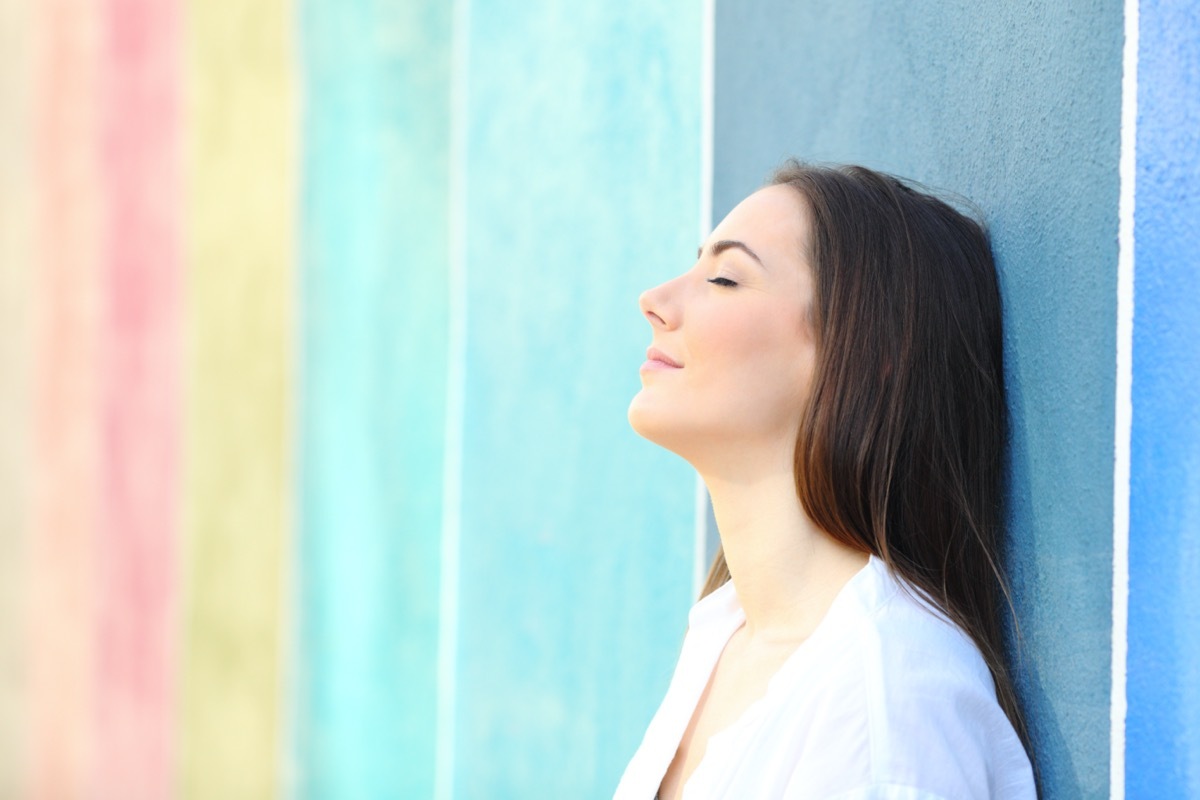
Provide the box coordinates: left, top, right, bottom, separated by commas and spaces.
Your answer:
692, 311, 814, 416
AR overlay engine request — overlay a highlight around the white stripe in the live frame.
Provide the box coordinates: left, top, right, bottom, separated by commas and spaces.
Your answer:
436, 0, 470, 795
1111, 0, 1137, 796
699, 0, 714, 246
693, 0, 717, 598
693, 477, 710, 594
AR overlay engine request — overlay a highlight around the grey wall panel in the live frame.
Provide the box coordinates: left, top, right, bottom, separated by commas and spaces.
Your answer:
714, 2, 1123, 796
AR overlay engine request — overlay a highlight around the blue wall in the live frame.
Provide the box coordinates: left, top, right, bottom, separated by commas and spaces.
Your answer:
714, 1, 1122, 796
299, 2, 451, 795
1127, 0, 1200, 796
453, 3, 700, 794
298, 1, 702, 796
290, 1, 1200, 796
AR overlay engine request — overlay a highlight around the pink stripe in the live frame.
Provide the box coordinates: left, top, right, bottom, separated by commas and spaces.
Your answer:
29, 0, 102, 795
94, 1, 181, 797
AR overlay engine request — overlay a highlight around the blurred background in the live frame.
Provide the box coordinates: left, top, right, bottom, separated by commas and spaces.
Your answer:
0, 0, 1195, 798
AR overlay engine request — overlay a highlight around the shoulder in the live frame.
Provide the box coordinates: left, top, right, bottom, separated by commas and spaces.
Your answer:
815, 557, 996, 699
779, 560, 1035, 799
857, 565, 995, 696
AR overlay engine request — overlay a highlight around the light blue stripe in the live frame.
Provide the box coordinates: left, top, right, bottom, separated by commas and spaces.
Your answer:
451, 2, 702, 795
297, 2, 451, 796
1126, 0, 1200, 795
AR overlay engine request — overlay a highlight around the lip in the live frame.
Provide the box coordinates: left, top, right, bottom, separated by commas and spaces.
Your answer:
642, 346, 683, 371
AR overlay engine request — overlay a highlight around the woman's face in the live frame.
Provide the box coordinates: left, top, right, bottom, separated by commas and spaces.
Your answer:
628, 185, 818, 466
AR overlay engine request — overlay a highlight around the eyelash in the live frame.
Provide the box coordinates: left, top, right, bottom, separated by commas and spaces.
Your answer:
707, 277, 738, 288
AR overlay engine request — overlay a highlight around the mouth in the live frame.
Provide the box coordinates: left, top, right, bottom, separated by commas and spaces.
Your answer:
642, 347, 683, 371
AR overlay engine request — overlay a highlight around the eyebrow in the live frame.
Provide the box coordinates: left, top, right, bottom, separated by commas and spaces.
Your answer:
698, 239, 767, 268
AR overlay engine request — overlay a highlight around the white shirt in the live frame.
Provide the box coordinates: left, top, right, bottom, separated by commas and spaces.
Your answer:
614, 556, 1035, 799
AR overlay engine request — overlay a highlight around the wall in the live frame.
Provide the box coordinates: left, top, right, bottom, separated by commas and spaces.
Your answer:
451, 3, 701, 794
296, 1, 702, 796
182, 0, 295, 795
0, 0, 704, 795
1126, 0, 1200, 796
0, 0, 1196, 797
297, 3, 450, 797
715, 5, 1122, 792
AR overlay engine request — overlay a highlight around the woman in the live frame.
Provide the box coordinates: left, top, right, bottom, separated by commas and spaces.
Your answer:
616, 162, 1036, 799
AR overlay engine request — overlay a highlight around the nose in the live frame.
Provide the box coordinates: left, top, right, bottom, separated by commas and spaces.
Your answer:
639, 280, 676, 330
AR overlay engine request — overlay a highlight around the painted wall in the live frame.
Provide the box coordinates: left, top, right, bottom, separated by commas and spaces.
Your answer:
452, 3, 700, 794
1126, 0, 1200, 796
300, 1, 704, 796
0, 0, 703, 795
182, 1, 295, 795
297, 3, 450, 796
714, 2, 1123, 795
0, 1, 31, 792
1, 0, 1197, 797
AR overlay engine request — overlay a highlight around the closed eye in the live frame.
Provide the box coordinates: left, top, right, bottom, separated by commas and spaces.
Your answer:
707, 277, 738, 288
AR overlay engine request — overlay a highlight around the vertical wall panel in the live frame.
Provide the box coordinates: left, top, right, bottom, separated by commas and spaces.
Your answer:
714, 1, 1122, 795
296, 2, 451, 796
181, 1, 295, 796
94, 1, 181, 796
453, 3, 701, 795
1126, 0, 1200, 795
28, 0, 102, 794
0, 0, 33, 792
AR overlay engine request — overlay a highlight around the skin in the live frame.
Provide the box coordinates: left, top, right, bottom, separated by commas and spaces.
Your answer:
628, 185, 869, 800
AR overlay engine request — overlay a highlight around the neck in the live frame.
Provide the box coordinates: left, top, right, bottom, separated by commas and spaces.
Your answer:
700, 458, 869, 644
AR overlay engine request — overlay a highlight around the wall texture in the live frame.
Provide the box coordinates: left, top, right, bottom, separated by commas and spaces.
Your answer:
1126, 0, 1200, 796
452, 2, 700, 794
714, 1, 1124, 796
0, 1, 1196, 798
181, 0, 295, 795
0, 0, 31, 792
297, 2, 450, 796
296, 0, 703, 796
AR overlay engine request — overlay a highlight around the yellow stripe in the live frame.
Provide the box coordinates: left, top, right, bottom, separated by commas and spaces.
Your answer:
180, 0, 295, 795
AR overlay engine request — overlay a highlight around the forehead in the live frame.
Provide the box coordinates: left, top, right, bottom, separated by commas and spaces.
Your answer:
711, 184, 810, 267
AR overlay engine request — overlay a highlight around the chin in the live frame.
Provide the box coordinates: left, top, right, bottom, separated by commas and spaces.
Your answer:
628, 390, 671, 444
627, 390, 656, 439
628, 391, 701, 461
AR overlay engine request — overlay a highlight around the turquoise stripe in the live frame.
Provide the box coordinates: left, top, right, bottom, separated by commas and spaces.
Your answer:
452, 2, 701, 795
297, 2, 451, 796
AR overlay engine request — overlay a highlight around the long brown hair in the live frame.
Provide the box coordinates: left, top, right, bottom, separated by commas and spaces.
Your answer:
700, 161, 1026, 743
